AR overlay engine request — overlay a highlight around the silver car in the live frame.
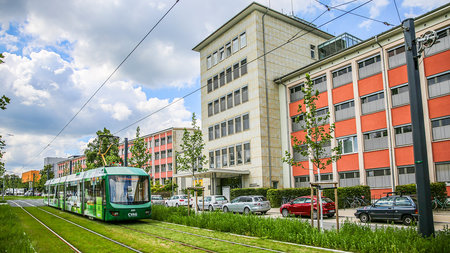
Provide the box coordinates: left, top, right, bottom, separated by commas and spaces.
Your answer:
222, 195, 271, 214
151, 195, 165, 205
197, 195, 228, 211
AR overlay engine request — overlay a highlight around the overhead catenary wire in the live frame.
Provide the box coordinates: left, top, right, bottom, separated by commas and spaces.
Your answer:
393, 0, 403, 24
31, 0, 181, 159
113, 0, 374, 135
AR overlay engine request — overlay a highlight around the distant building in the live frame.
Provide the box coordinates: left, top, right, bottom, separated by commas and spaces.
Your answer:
55, 155, 87, 178
22, 170, 40, 183
44, 157, 66, 178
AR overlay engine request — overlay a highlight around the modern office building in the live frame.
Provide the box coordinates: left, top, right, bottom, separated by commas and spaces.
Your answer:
119, 127, 194, 187
44, 157, 66, 178
21, 170, 41, 183
193, 2, 334, 196
56, 155, 87, 177
275, 4, 450, 196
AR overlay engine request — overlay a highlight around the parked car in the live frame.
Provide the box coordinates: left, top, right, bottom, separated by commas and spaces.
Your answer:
165, 195, 193, 207
222, 195, 271, 214
151, 195, 165, 205
197, 195, 228, 211
354, 194, 418, 225
280, 196, 336, 218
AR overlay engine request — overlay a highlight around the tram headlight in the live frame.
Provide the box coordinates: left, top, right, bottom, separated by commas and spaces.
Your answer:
110, 211, 120, 216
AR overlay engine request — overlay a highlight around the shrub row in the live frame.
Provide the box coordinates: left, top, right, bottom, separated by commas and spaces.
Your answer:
230, 187, 270, 200
266, 185, 371, 208
151, 205, 450, 253
396, 182, 447, 198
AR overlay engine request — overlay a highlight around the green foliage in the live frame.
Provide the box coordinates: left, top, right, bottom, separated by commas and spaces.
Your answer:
151, 205, 450, 252
0, 95, 10, 110
0, 205, 34, 252
84, 128, 122, 169
323, 185, 371, 209
36, 164, 54, 192
267, 188, 311, 207
230, 187, 271, 200
151, 179, 178, 195
129, 126, 152, 171
175, 113, 207, 186
396, 182, 447, 198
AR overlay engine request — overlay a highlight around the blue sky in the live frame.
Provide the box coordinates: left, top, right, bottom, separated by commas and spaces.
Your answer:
0, 0, 446, 175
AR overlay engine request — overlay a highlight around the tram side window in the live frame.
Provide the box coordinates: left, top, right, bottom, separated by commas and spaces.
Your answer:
94, 179, 105, 205
66, 183, 77, 207
84, 180, 95, 215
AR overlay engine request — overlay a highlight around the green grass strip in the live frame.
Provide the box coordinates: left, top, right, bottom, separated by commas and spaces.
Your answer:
0, 205, 34, 253
151, 205, 450, 253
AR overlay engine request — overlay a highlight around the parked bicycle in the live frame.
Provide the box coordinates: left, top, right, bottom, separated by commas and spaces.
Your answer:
281, 196, 297, 205
431, 196, 449, 210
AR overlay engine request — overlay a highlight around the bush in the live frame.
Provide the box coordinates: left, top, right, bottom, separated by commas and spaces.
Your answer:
267, 188, 311, 207
396, 182, 447, 198
151, 205, 450, 252
230, 187, 270, 200
323, 185, 371, 209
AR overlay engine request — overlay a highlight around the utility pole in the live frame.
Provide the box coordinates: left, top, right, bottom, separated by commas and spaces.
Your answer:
124, 138, 128, 167
402, 18, 434, 237
32, 173, 35, 196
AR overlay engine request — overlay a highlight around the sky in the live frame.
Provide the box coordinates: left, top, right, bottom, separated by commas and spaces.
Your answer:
0, 0, 447, 176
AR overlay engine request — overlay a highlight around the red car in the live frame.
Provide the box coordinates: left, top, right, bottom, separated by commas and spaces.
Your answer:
280, 196, 336, 218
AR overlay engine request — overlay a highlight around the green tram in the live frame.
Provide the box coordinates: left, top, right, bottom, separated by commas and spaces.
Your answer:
43, 167, 151, 221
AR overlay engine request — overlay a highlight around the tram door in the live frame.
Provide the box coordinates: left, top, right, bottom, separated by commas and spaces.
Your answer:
83, 178, 105, 219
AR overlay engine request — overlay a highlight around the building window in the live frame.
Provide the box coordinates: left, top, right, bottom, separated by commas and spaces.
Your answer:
398, 166, 415, 185
215, 150, 221, 168
232, 37, 239, 53
335, 100, 355, 121
213, 75, 219, 90
294, 175, 310, 188
207, 55, 211, 69
220, 96, 226, 112
243, 113, 250, 130
338, 135, 358, 154
155, 152, 160, 160
290, 83, 304, 102
312, 75, 327, 93
228, 119, 234, 135
388, 45, 406, 69
229, 146, 235, 166
213, 99, 219, 114
235, 116, 242, 133
219, 47, 225, 61
226, 67, 232, 83
310, 44, 315, 59
208, 126, 214, 141
332, 65, 352, 88
244, 142, 251, 163
161, 137, 166, 146
431, 116, 450, 140
240, 32, 246, 48
219, 71, 225, 87
227, 93, 233, 109
242, 86, 248, 103
167, 149, 172, 157
291, 114, 304, 132
155, 165, 160, 173
168, 163, 172, 171
214, 124, 220, 139
339, 171, 360, 187
213, 51, 218, 65
233, 63, 240, 79
364, 129, 388, 151
436, 162, 450, 183
221, 122, 227, 137
167, 135, 172, 144
314, 173, 333, 182
209, 151, 214, 169
155, 139, 160, 147
315, 107, 329, 125
208, 102, 213, 117
236, 144, 243, 165
391, 84, 409, 107
366, 168, 391, 188
425, 26, 450, 56
428, 72, 450, 98
207, 78, 212, 93
241, 58, 247, 75
361, 91, 385, 114
161, 150, 166, 159
358, 55, 381, 79
161, 164, 166, 172
293, 145, 308, 162
395, 125, 413, 146
225, 42, 232, 57
222, 148, 228, 167
234, 89, 241, 106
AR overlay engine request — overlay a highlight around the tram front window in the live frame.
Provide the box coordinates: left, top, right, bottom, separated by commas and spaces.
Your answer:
109, 176, 149, 205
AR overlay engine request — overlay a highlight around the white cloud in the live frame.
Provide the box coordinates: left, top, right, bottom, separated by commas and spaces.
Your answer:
401, 0, 448, 11
358, 0, 389, 29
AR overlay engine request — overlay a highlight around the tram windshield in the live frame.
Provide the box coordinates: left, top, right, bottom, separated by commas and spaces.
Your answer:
109, 175, 149, 205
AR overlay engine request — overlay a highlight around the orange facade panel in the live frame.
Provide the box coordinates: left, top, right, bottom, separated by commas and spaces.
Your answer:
388, 65, 408, 87
361, 111, 387, 132
358, 73, 383, 97
371, 188, 392, 199
289, 99, 303, 117
316, 92, 328, 109
22, 170, 41, 183
332, 83, 354, 104
364, 149, 390, 169
391, 105, 411, 126
335, 118, 357, 137
428, 95, 450, 119
424, 50, 450, 77
293, 161, 309, 176
336, 153, 359, 172
291, 130, 307, 144
395, 146, 414, 166
313, 162, 332, 174
432, 140, 450, 163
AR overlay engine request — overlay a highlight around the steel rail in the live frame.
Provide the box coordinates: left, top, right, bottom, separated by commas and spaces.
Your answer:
10, 200, 82, 253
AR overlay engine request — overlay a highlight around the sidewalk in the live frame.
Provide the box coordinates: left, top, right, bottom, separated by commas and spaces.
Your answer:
268, 207, 450, 223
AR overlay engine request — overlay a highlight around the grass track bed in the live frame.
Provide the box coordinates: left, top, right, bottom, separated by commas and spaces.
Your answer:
0, 205, 35, 252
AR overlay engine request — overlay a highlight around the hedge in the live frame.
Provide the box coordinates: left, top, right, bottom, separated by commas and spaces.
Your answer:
396, 182, 447, 198
230, 187, 270, 200
267, 185, 371, 208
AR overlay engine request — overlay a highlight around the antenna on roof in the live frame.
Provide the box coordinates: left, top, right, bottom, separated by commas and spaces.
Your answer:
291, 0, 294, 16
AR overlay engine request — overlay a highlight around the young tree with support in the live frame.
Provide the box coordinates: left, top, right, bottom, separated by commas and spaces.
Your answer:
129, 126, 152, 172
84, 128, 122, 169
283, 74, 341, 230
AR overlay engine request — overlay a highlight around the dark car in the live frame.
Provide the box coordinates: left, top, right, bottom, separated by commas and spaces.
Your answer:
354, 195, 418, 225
280, 196, 335, 218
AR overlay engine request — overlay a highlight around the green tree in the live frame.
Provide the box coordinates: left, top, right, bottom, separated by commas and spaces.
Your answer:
37, 164, 54, 192
0, 53, 10, 192
129, 126, 152, 171
84, 128, 122, 169
283, 74, 341, 229
175, 113, 207, 187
